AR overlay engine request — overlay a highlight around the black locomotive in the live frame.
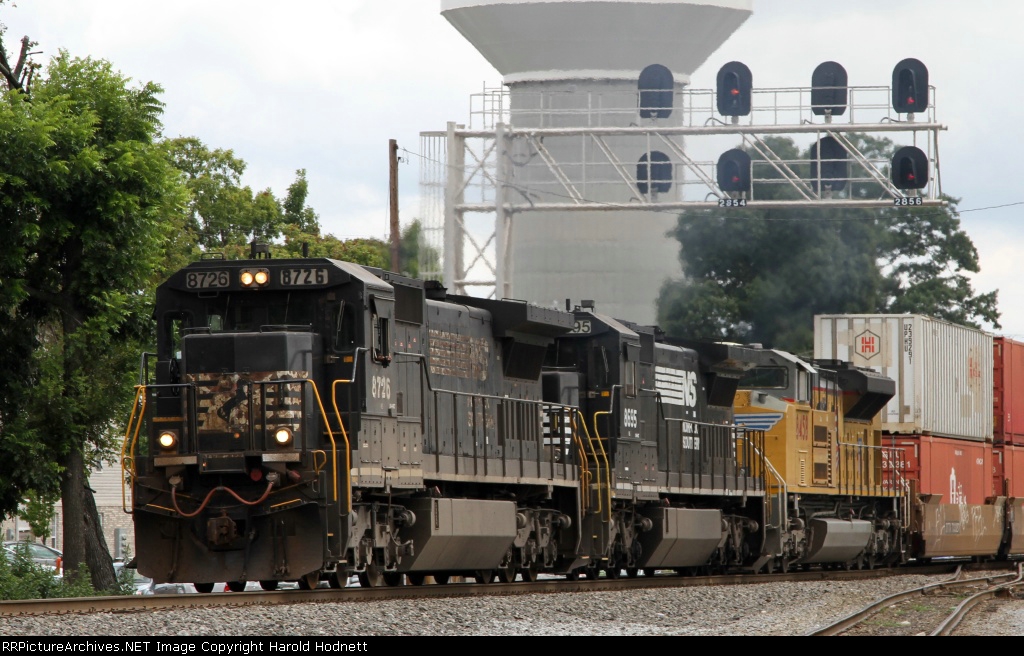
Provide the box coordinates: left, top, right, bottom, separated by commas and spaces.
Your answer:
122, 251, 1023, 591
122, 251, 773, 590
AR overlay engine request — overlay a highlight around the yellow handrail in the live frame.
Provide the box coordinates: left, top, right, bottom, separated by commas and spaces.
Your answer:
119, 385, 147, 513
304, 379, 340, 507
568, 410, 592, 513
587, 410, 614, 522
330, 378, 356, 515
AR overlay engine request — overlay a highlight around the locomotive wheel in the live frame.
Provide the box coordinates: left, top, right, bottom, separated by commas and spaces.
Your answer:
497, 565, 517, 583
604, 567, 621, 579
582, 565, 600, 580
297, 572, 320, 590
564, 570, 580, 581
382, 571, 404, 587
407, 573, 426, 586
226, 581, 247, 592
433, 574, 450, 585
327, 571, 347, 589
625, 568, 639, 579
643, 568, 656, 578
259, 580, 279, 591
358, 564, 383, 588
473, 570, 496, 584
194, 583, 215, 594
520, 568, 539, 583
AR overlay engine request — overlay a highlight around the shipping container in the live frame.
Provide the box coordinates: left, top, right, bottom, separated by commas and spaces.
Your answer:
994, 444, 1024, 498
994, 445, 1024, 556
994, 337, 1024, 445
884, 434, 995, 505
815, 314, 993, 441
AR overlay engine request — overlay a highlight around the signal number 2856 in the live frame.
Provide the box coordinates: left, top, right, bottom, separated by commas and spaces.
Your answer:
371, 375, 391, 400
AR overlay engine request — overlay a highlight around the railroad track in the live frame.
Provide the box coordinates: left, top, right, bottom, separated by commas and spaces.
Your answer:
805, 563, 1024, 636
0, 562, 1004, 618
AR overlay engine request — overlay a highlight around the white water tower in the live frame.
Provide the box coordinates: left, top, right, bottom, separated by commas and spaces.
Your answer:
439, 0, 753, 324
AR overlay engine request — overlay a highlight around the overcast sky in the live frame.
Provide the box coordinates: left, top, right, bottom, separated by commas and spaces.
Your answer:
5, 0, 1022, 338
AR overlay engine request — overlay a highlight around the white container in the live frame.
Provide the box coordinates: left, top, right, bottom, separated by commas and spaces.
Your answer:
814, 314, 993, 441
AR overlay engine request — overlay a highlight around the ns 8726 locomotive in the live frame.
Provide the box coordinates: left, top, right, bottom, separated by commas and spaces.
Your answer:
121, 251, 772, 591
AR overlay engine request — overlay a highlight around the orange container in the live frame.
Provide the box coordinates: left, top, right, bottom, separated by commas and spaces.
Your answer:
994, 444, 1024, 498
994, 337, 1024, 445
885, 434, 995, 504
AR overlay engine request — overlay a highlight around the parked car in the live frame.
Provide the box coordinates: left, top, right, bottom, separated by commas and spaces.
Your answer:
3, 541, 62, 573
113, 560, 157, 595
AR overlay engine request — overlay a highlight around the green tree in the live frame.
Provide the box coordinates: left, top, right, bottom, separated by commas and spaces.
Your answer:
657, 135, 999, 354
0, 3, 61, 521
165, 136, 284, 252
881, 196, 999, 328
18, 492, 58, 542
0, 48, 187, 591
283, 168, 320, 235
398, 219, 441, 279
278, 225, 390, 267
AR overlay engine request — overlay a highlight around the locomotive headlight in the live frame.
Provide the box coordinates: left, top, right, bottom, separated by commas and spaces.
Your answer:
273, 427, 293, 446
157, 430, 178, 450
254, 270, 269, 285
240, 270, 255, 287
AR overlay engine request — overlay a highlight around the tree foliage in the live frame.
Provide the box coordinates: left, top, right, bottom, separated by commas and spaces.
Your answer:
657, 135, 999, 354
398, 219, 441, 280
0, 11, 423, 596
165, 136, 284, 252
163, 143, 396, 268
0, 49, 187, 590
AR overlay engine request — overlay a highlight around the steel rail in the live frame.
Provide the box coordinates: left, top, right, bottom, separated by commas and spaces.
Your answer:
0, 562, 1000, 618
806, 565, 1020, 636
930, 563, 1024, 636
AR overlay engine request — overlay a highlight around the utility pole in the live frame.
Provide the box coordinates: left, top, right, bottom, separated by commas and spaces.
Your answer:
389, 139, 400, 273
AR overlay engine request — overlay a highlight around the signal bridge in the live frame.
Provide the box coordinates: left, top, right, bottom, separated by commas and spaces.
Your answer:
419, 60, 944, 298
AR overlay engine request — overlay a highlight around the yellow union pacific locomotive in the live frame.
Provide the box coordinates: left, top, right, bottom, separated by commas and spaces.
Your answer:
729, 348, 904, 572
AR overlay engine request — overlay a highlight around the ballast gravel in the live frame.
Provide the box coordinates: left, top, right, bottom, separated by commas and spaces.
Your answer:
0, 572, 1020, 636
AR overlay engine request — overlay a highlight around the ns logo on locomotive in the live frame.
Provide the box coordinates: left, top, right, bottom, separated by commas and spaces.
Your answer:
120, 247, 1024, 591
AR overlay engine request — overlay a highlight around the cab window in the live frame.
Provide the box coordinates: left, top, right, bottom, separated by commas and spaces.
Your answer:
164, 312, 193, 359
739, 366, 789, 390
370, 298, 391, 365
332, 301, 357, 352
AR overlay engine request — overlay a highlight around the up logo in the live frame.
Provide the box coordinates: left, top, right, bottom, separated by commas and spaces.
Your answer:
623, 408, 639, 429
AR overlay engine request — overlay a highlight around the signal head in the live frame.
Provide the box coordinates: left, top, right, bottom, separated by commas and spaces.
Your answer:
892, 58, 929, 114
717, 61, 752, 117
891, 146, 929, 190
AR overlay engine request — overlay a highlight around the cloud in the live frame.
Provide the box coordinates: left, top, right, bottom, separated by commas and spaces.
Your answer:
6, 0, 1021, 336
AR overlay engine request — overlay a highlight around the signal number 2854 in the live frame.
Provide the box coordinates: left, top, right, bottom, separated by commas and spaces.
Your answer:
371, 375, 391, 400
